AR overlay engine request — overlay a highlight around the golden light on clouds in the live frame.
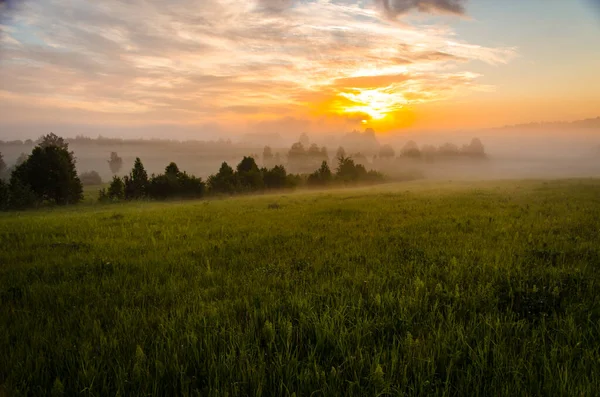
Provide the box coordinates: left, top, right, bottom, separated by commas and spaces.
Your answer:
0, 0, 518, 133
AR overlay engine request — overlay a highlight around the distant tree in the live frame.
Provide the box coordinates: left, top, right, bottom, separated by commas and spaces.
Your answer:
79, 171, 103, 186
320, 146, 329, 162
288, 142, 306, 160
273, 152, 282, 165
308, 161, 333, 186
299, 132, 310, 147
379, 144, 395, 159
24, 139, 34, 146
124, 157, 149, 199
263, 165, 288, 189
263, 146, 274, 165
438, 142, 460, 157
208, 162, 238, 194
108, 152, 123, 175
308, 143, 321, 158
352, 152, 369, 166
288, 142, 308, 172
336, 146, 346, 159
400, 140, 421, 158
461, 138, 486, 158
10, 134, 83, 206
15, 153, 28, 167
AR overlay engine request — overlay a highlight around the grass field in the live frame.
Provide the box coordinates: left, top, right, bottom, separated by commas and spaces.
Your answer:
1, 179, 600, 396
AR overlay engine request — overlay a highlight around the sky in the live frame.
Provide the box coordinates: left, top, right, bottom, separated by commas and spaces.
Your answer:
0, 0, 599, 139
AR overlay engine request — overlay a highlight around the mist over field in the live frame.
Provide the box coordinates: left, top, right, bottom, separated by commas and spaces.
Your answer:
2, 118, 599, 183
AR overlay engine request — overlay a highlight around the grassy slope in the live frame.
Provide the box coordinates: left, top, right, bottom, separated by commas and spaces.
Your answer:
1, 179, 599, 396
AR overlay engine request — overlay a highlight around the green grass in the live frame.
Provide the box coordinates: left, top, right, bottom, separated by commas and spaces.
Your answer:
1, 179, 600, 396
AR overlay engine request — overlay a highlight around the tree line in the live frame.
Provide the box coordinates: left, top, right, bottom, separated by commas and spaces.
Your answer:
0, 133, 384, 210
100, 155, 383, 203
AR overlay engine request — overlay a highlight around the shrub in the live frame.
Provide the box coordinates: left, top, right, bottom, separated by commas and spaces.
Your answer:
8, 178, 38, 209
80, 171, 103, 186
108, 176, 125, 200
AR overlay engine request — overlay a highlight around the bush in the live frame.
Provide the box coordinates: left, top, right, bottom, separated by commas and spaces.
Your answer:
80, 171, 103, 186
108, 176, 125, 200
8, 178, 38, 209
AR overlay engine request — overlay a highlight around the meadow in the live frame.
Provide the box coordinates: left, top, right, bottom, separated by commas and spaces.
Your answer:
1, 179, 599, 396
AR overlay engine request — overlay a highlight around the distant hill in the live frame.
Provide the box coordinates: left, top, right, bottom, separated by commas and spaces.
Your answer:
496, 117, 600, 130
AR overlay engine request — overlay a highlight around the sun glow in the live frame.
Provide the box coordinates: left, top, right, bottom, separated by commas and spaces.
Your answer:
337, 88, 407, 121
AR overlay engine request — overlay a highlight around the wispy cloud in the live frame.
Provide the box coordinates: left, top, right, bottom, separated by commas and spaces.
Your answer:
374, 0, 467, 18
0, 0, 515, 132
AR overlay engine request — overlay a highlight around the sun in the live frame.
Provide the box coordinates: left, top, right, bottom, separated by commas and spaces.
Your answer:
337, 88, 406, 122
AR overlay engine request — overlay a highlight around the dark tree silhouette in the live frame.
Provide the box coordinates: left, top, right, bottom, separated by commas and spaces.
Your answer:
236, 156, 263, 190
108, 152, 123, 175
308, 161, 333, 186
38, 133, 68, 150
165, 162, 179, 176
263, 165, 288, 189
10, 134, 83, 205
263, 146, 274, 165
124, 158, 149, 199
148, 162, 204, 200
0, 179, 8, 210
208, 162, 238, 194
108, 176, 125, 200
336, 156, 366, 182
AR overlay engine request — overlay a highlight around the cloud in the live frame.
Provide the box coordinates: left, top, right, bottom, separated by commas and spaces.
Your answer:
375, 0, 467, 18
334, 74, 410, 89
0, 0, 514, 133
255, 0, 294, 13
